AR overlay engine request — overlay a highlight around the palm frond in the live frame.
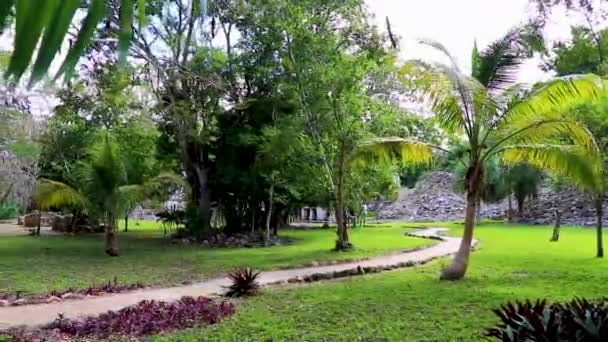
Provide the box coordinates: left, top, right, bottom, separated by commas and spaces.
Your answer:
348, 137, 433, 167
28, 0, 80, 85
118, 0, 133, 64
500, 144, 602, 191
54, 0, 108, 81
492, 75, 604, 153
472, 28, 526, 91
34, 179, 88, 210
500, 75, 604, 130
419, 39, 462, 72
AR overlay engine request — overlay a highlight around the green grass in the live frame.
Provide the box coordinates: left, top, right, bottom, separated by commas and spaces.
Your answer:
156, 223, 608, 341
0, 222, 431, 296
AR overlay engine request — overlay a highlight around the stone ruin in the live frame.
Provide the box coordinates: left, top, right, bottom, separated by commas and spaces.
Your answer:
375, 171, 608, 227
376, 172, 506, 222
517, 183, 608, 226
17, 211, 103, 233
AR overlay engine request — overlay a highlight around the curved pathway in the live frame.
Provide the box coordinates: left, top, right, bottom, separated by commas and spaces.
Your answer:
0, 227, 472, 329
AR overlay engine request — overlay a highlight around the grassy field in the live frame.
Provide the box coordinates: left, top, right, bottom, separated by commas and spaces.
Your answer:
156, 223, 608, 341
0, 221, 432, 295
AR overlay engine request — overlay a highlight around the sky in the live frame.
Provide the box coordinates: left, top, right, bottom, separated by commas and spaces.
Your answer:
366, 0, 577, 84
1, 1, 587, 117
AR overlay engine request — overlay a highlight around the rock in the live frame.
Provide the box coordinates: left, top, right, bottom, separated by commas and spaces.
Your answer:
61, 292, 85, 300
11, 299, 27, 306
23, 212, 40, 228
52, 215, 69, 232
0, 299, 9, 307
46, 296, 61, 303
308, 261, 319, 267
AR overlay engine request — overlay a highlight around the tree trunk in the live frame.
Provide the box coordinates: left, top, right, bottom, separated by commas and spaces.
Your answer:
335, 186, 351, 250
104, 219, 119, 257
507, 193, 513, 223
517, 195, 525, 216
440, 164, 482, 281
195, 166, 212, 238
550, 209, 561, 242
334, 144, 351, 250
265, 184, 274, 243
596, 195, 604, 258
124, 215, 129, 232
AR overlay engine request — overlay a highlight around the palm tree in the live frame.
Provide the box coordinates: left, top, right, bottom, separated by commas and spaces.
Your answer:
334, 137, 433, 249
35, 135, 182, 256
408, 28, 604, 280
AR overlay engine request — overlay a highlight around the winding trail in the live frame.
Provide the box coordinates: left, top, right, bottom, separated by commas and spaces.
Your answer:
0, 227, 472, 329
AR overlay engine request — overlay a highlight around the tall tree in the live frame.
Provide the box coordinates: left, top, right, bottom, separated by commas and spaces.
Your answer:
405, 27, 604, 280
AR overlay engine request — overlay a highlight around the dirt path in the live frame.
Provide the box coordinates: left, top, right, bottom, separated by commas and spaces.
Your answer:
0, 221, 54, 236
0, 221, 28, 236
0, 227, 472, 329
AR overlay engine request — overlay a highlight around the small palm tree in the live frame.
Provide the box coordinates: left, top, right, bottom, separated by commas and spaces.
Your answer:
408, 28, 604, 280
334, 137, 433, 249
35, 135, 182, 256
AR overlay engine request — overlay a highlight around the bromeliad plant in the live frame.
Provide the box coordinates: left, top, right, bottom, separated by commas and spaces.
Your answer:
403, 26, 606, 280
224, 267, 261, 298
486, 298, 608, 341
34, 134, 184, 256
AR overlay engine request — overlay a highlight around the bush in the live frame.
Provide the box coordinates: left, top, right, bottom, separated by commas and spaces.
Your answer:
224, 267, 261, 297
0, 201, 18, 220
486, 298, 608, 341
45, 296, 235, 339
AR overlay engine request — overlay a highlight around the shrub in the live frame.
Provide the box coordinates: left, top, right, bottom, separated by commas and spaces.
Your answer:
486, 298, 608, 341
225, 267, 261, 297
46, 296, 235, 339
0, 201, 18, 220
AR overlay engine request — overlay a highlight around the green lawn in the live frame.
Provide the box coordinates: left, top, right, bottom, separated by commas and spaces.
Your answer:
156, 223, 608, 341
0, 222, 431, 296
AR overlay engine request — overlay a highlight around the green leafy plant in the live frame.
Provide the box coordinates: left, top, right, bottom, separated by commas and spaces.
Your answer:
486, 298, 608, 341
0, 201, 18, 220
224, 268, 261, 298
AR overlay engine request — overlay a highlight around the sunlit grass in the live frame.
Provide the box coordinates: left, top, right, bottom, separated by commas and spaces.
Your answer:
0, 222, 431, 295
157, 223, 608, 341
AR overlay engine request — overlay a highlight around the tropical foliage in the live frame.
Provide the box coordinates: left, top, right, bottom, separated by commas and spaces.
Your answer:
35, 136, 180, 255
402, 26, 605, 280
486, 298, 608, 341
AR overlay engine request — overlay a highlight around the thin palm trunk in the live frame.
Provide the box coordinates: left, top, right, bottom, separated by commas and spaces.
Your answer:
507, 193, 513, 222
441, 165, 482, 280
36, 209, 41, 236
550, 209, 561, 242
595, 195, 604, 258
124, 214, 129, 232
104, 216, 119, 256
